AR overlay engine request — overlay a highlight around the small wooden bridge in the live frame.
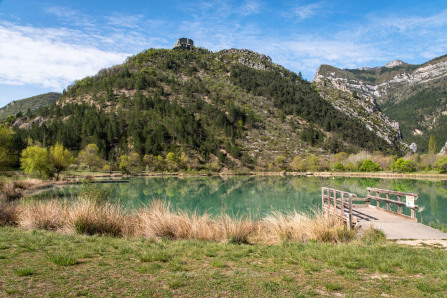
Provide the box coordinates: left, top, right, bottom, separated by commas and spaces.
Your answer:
322, 187, 447, 240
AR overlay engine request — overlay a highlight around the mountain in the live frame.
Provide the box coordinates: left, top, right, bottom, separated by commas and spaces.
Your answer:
12, 45, 400, 169
0, 92, 61, 121
313, 55, 447, 153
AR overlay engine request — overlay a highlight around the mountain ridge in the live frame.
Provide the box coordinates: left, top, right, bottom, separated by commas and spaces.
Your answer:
313, 54, 447, 153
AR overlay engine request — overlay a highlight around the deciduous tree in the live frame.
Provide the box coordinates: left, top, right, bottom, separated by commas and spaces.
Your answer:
78, 144, 103, 171
49, 142, 72, 179
0, 125, 14, 170
20, 146, 52, 177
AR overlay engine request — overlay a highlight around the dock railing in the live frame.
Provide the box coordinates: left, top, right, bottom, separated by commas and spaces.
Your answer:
321, 187, 358, 230
366, 187, 419, 222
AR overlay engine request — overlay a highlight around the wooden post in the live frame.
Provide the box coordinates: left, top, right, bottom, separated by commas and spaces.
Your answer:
366, 189, 370, 207
348, 195, 353, 230
376, 191, 380, 208
411, 208, 415, 220
341, 192, 345, 217
322, 187, 325, 210
333, 189, 337, 212
397, 195, 402, 214
386, 193, 390, 211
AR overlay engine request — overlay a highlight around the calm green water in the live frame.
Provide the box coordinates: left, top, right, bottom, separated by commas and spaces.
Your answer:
31, 176, 447, 225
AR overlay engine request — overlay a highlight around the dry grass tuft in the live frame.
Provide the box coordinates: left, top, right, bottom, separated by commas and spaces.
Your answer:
258, 210, 354, 244
67, 198, 126, 237
219, 214, 256, 244
0, 181, 22, 201
5, 197, 356, 244
13, 179, 46, 190
0, 201, 19, 226
18, 200, 65, 231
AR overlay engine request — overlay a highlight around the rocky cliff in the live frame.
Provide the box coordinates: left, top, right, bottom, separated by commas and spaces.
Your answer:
313, 55, 447, 153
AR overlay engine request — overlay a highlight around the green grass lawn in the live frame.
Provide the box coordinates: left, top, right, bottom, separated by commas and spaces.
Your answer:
1, 227, 447, 296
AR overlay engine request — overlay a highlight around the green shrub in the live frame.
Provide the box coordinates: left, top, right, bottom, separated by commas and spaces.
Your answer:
434, 156, 447, 173
358, 227, 386, 245
345, 162, 357, 172
392, 158, 416, 173
331, 161, 345, 172
359, 159, 381, 172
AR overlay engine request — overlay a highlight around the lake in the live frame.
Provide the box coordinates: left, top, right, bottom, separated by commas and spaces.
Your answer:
30, 176, 447, 226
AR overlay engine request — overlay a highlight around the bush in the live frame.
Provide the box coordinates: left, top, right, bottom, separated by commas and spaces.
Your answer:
331, 161, 345, 172
392, 158, 417, 173
359, 159, 381, 172
434, 156, 447, 173
358, 227, 386, 245
345, 162, 357, 172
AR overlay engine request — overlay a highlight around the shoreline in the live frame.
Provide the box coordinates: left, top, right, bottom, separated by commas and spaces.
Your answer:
2, 170, 446, 199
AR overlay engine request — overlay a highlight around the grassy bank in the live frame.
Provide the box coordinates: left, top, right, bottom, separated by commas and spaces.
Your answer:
1, 226, 447, 296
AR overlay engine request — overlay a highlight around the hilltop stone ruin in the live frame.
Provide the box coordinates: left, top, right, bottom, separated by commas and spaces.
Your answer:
173, 38, 194, 50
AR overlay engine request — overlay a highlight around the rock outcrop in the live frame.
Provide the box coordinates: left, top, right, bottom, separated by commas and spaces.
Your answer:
313, 54, 447, 152
439, 142, 447, 156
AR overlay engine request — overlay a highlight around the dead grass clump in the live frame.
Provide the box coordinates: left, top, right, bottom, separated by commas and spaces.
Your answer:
0, 202, 19, 226
13, 179, 46, 190
219, 214, 257, 244
307, 213, 355, 243
258, 211, 355, 244
67, 199, 125, 237
137, 201, 194, 240
259, 211, 310, 244
18, 200, 65, 231
0, 181, 22, 201
188, 212, 224, 241
8, 197, 356, 244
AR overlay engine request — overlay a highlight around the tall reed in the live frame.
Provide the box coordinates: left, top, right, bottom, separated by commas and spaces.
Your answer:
18, 200, 65, 231
11, 198, 356, 244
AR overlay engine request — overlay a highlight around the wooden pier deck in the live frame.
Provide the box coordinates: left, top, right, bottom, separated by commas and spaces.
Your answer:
322, 187, 447, 240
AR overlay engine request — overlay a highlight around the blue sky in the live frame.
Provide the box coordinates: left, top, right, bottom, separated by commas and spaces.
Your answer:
1, 0, 447, 108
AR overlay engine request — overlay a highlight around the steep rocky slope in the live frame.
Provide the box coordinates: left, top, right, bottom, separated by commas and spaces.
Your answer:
313, 55, 447, 153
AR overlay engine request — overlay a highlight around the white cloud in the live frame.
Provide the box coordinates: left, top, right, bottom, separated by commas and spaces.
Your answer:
105, 13, 144, 29
293, 3, 320, 20
45, 6, 96, 28
238, 0, 262, 16
0, 23, 129, 90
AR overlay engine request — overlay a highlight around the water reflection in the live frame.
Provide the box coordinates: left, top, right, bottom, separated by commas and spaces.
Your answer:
30, 176, 447, 225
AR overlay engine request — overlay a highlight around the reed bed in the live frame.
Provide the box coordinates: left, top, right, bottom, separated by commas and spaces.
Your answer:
0, 179, 47, 201
1, 198, 355, 244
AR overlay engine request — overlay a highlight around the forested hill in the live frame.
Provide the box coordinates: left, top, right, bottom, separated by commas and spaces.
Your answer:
0, 92, 60, 121
11, 47, 399, 169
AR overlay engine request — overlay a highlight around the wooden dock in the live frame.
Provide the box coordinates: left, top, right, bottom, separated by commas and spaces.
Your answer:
322, 187, 447, 240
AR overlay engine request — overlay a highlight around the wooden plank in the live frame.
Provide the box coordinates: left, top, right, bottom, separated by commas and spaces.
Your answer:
367, 187, 418, 198
386, 193, 390, 211
367, 195, 418, 208
362, 205, 418, 222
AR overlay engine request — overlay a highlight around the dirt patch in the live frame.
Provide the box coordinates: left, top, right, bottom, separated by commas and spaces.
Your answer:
396, 239, 447, 248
